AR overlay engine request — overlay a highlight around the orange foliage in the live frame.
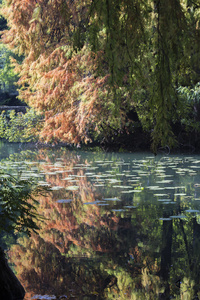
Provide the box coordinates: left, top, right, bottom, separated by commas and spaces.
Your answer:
1, 0, 122, 145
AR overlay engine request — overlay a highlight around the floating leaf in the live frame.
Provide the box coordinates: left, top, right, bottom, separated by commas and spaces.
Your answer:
50, 186, 63, 190
38, 182, 51, 186
128, 179, 140, 183
83, 200, 104, 205
108, 179, 121, 183
158, 199, 171, 202
56, 199, 73, 203
147, 186, 160, 190
121, 190, 136, 193
66, 186, 79, 191
117, 185, 133, 189
31, 295, 56, 300
102, 197, 120, 201
156, 180, 173, 183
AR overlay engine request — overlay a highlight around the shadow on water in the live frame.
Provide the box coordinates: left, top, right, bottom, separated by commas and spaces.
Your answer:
1, 145, 200, 299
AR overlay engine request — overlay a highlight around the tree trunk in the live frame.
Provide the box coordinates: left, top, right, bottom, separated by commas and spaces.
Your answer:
0, 247, 25, 300
159, 219, 173, 299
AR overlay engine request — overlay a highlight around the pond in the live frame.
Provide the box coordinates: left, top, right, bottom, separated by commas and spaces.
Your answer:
1, 143, 200, 299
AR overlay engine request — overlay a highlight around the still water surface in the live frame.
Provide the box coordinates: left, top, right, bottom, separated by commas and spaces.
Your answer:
1, 143, 200, 299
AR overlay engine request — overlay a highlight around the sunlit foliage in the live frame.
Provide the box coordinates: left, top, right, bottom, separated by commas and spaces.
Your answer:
1, 0, 200, 150
0, 108, 43, 142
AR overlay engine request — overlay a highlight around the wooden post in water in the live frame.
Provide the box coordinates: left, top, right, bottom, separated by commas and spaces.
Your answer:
0, 247, 25, 300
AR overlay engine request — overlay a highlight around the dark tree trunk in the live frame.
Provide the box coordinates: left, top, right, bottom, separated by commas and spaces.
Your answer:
159, 219, 173, 299
0, 247, 25, 300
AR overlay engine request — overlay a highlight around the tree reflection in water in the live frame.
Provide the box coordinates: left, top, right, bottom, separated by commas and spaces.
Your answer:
4, 148, 200, 299
0, 168, 48, 299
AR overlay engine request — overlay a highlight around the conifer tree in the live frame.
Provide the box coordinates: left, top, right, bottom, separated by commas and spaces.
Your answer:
1, 0, 200, 150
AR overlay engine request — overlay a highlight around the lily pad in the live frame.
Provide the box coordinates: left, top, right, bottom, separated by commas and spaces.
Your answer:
31, 295, 56, 300
102, 197, 120, 201
156, 180, 173, 183
50, 186, 64, 191
84, 200, 104, 205
112, 209, 126, 212
56, 199, 73, 203
158, 199, 171, 202
121, 190, 136, 193
66, 186, 79, 191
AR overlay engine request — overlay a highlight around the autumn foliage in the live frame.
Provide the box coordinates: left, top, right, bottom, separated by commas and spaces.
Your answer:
1, 0, 200, 149
1, 0, 126, 145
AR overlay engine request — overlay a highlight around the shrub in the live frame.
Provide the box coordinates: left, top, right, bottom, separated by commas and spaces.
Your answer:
0, 108, 43, 142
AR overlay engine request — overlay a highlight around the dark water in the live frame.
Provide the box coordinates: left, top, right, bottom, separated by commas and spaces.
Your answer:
1, 143, 200, 299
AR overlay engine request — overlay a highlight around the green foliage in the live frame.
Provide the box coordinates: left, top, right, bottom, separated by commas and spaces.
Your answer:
0, 44, 18, 93
178, 83, 200, 105
0, 108, 43, 142
87, 0, 200, 150
0, 172, 47, 235
177, 83, 200, 131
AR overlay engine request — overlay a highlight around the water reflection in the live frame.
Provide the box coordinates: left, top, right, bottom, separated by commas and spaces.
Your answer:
2, 147, 200, 299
